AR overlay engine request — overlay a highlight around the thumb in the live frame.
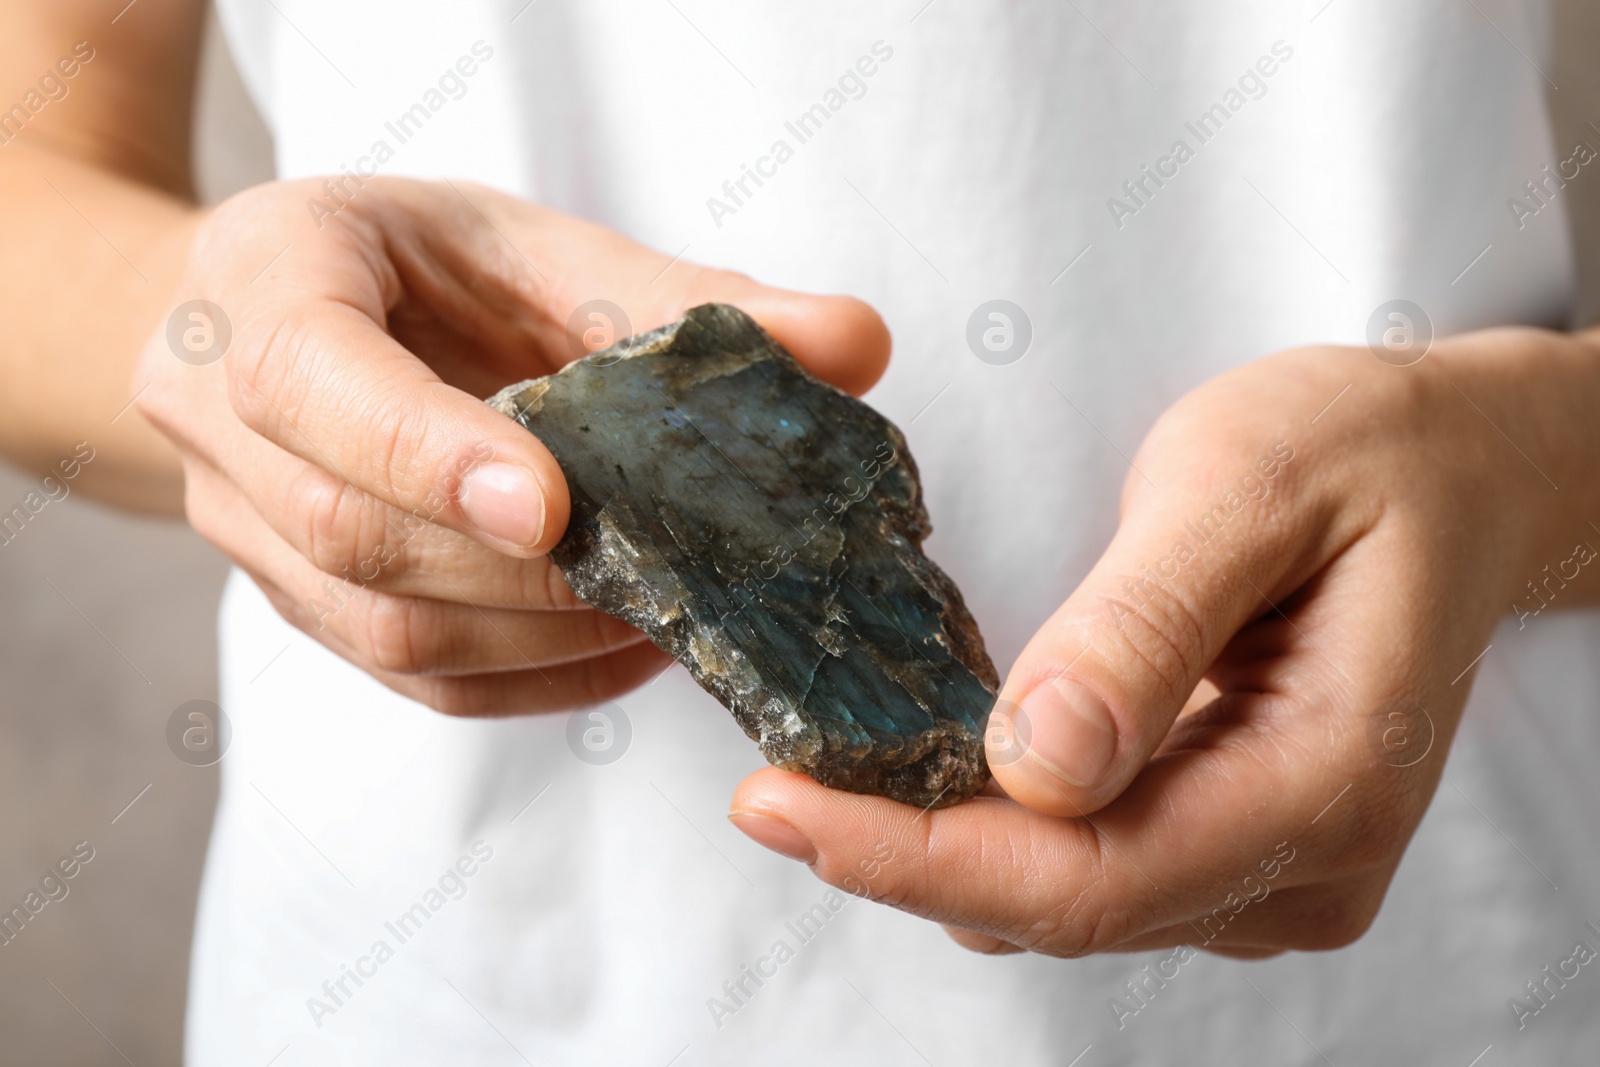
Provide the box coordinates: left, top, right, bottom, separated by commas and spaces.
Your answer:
721, 284, 890, 398
989, 443, 1301, 816
577, 261, 891, 398
506, 198, 891, 397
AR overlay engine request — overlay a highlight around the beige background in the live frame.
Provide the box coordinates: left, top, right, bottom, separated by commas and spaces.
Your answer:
0, 4, 1597, 1065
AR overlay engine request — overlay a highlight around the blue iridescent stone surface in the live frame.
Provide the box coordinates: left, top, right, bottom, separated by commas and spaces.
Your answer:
489, 304, 997, 807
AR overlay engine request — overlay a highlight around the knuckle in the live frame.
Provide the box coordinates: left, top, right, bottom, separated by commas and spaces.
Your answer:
295, 472, 422, 589
368, 401, 420, 496
1093, 585, 1207, 703
1315, 750, 1428, 871
1335, 788, 1420, 871
1015, 885, 1122, 958
1292, 894, 1381, 951
1012, 831, 1130, 958
363, 396, 441, 506
295, 471, 371, 577
358, 592, 438, 675
224, 314, 303, 432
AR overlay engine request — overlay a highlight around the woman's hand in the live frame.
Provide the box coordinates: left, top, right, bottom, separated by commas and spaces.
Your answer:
135, 177, 889, 716
731, 326, 1600, 957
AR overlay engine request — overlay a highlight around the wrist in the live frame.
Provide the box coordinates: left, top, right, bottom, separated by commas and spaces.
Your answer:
1422, 326, 1600, 612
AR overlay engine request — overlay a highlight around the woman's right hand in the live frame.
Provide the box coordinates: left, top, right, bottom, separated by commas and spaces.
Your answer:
135, 177, 890, 715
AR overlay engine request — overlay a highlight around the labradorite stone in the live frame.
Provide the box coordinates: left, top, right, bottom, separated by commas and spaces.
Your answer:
488, 304, 997, 808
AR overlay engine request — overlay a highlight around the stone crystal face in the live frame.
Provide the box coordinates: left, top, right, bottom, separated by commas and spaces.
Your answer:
488, 304, 998, 808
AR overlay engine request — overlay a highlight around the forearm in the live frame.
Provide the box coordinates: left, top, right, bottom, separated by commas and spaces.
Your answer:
0, 0, 206, 514
0, 144, 200, 512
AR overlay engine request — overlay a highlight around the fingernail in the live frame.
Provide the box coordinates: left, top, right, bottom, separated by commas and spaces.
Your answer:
1018, 677, 1117, 788
728, 811, 817, 864
460, 462, 544, 548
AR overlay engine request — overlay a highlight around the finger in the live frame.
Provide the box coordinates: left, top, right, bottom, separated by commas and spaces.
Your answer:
649, 268, 890, 397
732, 768, 1130, 955
174, 185, 563, 557
197, 463, 674, 715
218, 421, 590, 609
185, 457, 648, 674
732, 524, 1448, 955
225, 292, 569, 557
989, 435, 1326, 816
269, 566, 648, 676
222, 200, 892, 561
215, 301, 879, 611
141, 254, 585, 614
444, 186, 892, 396
377, 643, 672, 717
138, 353, 586, 610
253, 566, 673, 716
729, 680, 1366, 957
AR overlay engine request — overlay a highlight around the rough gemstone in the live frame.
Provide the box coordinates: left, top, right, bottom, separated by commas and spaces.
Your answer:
487, 304, 998, 808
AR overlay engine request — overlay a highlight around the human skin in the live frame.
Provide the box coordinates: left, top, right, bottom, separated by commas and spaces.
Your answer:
730, 329, 1600, 957
3, 1, 888, 715
9, 0, 1600, 961
134, 177, 890, 713
0, 0, 204, 511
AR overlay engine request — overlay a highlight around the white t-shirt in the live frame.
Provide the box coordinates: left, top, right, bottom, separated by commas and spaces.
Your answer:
195, 1, 1600, 1063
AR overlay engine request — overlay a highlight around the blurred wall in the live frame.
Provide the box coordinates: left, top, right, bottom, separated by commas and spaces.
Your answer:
1552, 0, 1600, 328
0, 6, 271, 1065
